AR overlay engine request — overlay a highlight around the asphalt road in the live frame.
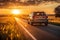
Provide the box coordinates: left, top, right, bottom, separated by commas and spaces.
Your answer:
15, 17, 60, 40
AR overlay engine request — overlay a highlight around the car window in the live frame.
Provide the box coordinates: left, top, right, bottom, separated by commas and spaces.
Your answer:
33, 12, 46, 16
40, 12, 46, 16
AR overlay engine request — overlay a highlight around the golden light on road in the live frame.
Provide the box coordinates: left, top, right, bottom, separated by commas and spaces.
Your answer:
11, 9, 21, 15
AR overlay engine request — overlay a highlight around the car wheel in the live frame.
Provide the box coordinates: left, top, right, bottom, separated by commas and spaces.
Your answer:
30, 22, 33, 25
45, 23, 48, 26
28, 22, 29, 24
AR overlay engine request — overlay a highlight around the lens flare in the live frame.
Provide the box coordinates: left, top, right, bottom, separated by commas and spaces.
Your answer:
11, 9, 21, 14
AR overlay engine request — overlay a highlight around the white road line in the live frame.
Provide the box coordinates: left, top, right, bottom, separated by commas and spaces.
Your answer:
15, 17, 37, 40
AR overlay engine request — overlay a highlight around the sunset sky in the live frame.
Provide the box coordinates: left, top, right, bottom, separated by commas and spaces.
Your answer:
0, 2, 60, 15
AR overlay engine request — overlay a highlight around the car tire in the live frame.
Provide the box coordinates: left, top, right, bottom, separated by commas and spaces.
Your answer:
45, 23, 48, 26
28, 22, 29, 24
30, 22, 33, 25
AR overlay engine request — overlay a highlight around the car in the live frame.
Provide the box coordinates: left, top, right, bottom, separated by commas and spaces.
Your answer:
28, 11, 48, 26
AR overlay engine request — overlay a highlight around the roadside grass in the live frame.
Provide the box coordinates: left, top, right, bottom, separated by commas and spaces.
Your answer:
49, 22, 60, 26
0, 17, 26, 40
48, 15, 60, 26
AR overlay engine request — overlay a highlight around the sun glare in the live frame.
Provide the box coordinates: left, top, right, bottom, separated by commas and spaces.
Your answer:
11, 9, 21, 15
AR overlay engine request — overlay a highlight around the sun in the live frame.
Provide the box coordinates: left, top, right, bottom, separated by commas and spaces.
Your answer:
11, 9, 21, 15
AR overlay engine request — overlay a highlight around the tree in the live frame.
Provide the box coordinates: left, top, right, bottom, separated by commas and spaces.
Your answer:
55, 5, 60, 17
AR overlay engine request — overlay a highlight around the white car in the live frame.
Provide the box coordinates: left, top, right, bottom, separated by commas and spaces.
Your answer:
28, 12, 48, 26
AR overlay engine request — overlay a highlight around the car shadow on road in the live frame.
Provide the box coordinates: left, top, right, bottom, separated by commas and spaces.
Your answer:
33, 25, 48, 27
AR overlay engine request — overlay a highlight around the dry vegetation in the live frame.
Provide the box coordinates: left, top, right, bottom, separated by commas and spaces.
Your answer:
0, 17, 26, 40
48, 15, 60, 23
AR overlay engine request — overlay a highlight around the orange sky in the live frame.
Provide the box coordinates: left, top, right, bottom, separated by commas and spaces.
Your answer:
0, 2, 60, 15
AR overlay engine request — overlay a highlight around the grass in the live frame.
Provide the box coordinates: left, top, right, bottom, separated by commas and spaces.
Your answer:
0, 17, 26, 40
49, 22, 60, 26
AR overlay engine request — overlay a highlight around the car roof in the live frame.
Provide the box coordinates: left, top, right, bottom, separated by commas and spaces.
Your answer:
33, 12, 45, 13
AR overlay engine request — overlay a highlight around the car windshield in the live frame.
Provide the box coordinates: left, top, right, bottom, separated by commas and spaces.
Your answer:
0, 0, 60, 40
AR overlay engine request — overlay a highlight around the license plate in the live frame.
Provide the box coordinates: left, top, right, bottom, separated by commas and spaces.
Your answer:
35, 16, 43, 19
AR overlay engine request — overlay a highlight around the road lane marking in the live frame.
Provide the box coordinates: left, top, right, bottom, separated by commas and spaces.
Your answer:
15, 17, 37, 40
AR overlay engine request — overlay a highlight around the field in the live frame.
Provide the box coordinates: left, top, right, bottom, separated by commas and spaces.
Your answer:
48, 15, 60, 23
0, 17, 26, 40
48, 15, 60, 26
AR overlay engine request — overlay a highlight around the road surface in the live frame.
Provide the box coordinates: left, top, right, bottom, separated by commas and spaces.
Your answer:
15, 17, 60, 40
